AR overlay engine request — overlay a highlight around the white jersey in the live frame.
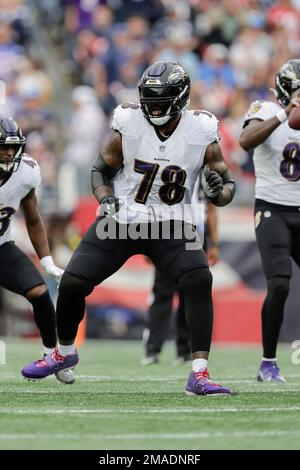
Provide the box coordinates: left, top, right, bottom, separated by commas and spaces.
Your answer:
0, 155, 41, 246
243, 100, 300, 206
111, 104, 219, 224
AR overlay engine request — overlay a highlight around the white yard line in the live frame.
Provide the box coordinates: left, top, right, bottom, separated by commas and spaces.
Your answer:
0, 387, 299, 395
1, 406, 300, 415
1, 372, 300, 385
0, 430, 299, 441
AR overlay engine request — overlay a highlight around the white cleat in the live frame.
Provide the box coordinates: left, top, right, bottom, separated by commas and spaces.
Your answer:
55, 368, 75, 384
140, 355, 159, 366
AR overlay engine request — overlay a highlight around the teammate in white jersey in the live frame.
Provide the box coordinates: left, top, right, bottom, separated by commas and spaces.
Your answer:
23, 62, 235, 396
0, 115, 74, 384
240, 59, 300, 382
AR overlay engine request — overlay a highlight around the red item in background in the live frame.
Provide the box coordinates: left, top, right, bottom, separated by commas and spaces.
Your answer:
72, 196, 99, 236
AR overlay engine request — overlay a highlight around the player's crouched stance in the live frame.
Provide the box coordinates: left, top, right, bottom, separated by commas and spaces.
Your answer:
22, 62, 235, 395
0, 115, 74, 384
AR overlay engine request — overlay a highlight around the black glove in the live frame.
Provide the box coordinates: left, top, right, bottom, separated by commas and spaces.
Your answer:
202, 165, 223, 200
99, 195, 120, 216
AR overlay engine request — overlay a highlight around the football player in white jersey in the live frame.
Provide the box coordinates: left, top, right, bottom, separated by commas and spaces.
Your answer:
23, 62, 235, 396
0, 115, 74, 384
240, 59, 300, 382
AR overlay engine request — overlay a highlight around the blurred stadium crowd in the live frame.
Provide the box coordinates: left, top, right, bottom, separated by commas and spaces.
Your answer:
4, 0, 300, 206
1, 0, 300, 339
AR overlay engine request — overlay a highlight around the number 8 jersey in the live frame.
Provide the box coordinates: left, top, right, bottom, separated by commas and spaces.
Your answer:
111, 103, 219, 224
243, 100, 300, 206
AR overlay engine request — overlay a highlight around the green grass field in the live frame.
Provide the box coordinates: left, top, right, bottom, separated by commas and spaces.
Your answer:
0, 338, 300, 450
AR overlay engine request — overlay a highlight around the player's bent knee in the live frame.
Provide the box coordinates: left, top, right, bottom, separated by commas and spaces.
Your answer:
25, 284, 47, 301
178, 267, 212, 292
59, 272, 94, 298
267, 276, 290, 301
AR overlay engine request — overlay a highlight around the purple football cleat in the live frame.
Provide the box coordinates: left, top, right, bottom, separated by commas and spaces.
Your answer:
22, 347, 79, 380
185, 368, 233, 396
257, 360, 286, 383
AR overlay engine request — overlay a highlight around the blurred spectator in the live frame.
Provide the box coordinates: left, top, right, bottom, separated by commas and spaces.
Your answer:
14, 58, 56, 141
0, 21, 25, 83
267, 0, 300, 34
110, 60, 140, 104
90, 63, 118, 117
112, 0, 165, 24
91, 4, 114, 39
0, 0, 31, 45
63, 85, 108, 197
63, 0, 100, 34
46, 211, 78, 268
198, 43, 236, 89
26, 132, 58, 214
229, 24, 273, 88
151, 0, 193, 48
193, 0, 242, 47
154, 28, 200, 80
35, 0, 300, 209
15, 58, 53, 107
221, 89, 249, 169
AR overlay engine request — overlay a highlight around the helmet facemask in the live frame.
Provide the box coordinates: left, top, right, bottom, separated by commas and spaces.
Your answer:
272, 60, 300, 107
138, 62, 190, 127
0, 143, 23, 177
144, 100, 173, 126
0, 116, 25, 179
